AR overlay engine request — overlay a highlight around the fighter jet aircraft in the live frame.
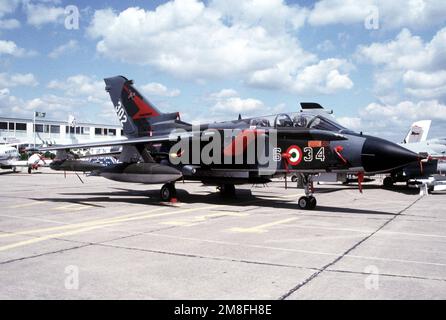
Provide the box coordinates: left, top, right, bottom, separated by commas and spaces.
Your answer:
383, 120, 446, 188
35, 76, 422, 210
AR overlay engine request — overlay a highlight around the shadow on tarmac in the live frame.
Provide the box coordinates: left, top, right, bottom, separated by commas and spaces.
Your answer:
33, 184, 403, 216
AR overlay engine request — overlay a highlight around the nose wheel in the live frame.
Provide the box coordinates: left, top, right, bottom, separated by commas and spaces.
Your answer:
298, 174, 317, 210
160, 183, 177, 202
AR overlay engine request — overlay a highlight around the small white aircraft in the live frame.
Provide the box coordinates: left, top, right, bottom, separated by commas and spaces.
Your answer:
0, 144, 20, 172
0, 144, 52, 174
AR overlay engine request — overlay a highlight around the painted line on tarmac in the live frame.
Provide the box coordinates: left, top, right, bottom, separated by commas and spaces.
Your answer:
281, 223, 446, 240
8, 201, 48, 209
138, 232, 446, 268
229, 217, 299, 233
0, 207, 169, 239
0, 204, 219, 238
160, 211, 249, 226
52, 203, 91, 211
0, 205, 220, 252
0, 225, 107, 252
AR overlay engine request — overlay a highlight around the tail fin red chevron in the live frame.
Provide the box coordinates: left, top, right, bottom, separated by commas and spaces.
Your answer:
105, 75, 189, 138
121, 83, 160, 120
105, 76, 162, 138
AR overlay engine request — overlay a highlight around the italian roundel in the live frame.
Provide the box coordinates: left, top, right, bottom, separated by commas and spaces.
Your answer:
286, 145, 303, 166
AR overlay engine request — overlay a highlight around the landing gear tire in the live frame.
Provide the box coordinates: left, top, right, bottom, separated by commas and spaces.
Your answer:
160, 183, 176, 202
383, 177, 393, 188
12, 166, 17, 173
298, 196, 317, 210
309, 196, 317, 209
218, 184, 236, 197
27, 167, 32, 174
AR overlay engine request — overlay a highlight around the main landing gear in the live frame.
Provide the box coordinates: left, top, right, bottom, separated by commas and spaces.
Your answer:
298, 174, 317, 210
217, 184, 236, 197
383, 176, 394, 188
160, 182, 177, 202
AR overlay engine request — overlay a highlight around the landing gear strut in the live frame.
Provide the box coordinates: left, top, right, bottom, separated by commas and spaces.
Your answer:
298, 174, 317, 210
160, 183, 177, 202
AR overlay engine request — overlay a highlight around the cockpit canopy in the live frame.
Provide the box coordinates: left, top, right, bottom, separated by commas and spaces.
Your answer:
248, 112, 348, 133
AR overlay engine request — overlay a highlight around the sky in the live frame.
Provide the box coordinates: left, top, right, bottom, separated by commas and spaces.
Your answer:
0, 0, 446, 142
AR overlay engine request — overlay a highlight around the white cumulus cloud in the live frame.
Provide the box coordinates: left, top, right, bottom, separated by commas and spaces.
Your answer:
48, 40, 78, 59
47, 74, 108, 104
140, 82, 180, 97
0, 18, 20, 29
0, 72, 38, 87
24, 1, 66, 27
87, 0, 353, 95
0, 39, 29, 57
308, 0, 446, 30
357, 27, 446, 103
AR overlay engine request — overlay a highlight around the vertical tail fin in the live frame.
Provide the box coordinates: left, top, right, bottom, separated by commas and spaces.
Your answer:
104, 76, 162, 138
403, 120, 431, 144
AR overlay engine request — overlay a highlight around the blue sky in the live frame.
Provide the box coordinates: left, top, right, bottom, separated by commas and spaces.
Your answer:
1, 0, 446, 141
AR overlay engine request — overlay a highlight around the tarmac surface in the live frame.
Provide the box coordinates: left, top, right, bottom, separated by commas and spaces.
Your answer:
0, 168, 445, 299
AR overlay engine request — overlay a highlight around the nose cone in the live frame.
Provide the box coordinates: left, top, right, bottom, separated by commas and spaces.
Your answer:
362, 136, 421, 173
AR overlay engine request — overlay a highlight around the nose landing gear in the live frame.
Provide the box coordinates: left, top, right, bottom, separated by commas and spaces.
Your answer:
297, 174, 317, 210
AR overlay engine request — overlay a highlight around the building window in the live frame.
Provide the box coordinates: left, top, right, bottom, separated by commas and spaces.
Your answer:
83, 127, 90, 135
0, 122, 7, 130
95, 128, 102, 135
108, 129, 116, 136
103, 128, 108, 135
120, 129, 124, 136
8, 122, 15, 130
35, 124, 44, 133
16, 123, 26, 131
50, 125, 60, 134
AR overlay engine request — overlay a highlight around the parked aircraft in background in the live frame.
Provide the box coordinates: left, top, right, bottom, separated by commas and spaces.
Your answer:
0, 143, 52, 174
0, 144, 20, 172
384, 120, 446, 187
36, 76, 422, 210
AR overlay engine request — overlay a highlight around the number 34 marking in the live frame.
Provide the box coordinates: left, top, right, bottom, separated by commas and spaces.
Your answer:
303, 147, 325, 162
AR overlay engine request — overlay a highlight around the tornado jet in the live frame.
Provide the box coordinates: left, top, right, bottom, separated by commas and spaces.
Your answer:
36, 76, 422, 210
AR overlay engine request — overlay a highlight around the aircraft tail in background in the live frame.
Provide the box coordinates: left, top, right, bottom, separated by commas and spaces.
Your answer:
403, 120, 431, 144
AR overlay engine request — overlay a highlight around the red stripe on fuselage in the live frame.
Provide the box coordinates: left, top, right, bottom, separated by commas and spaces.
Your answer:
223, 129, 262, 157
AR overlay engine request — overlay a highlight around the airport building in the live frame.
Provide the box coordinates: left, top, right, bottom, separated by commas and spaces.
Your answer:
0, 116, 124, 145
